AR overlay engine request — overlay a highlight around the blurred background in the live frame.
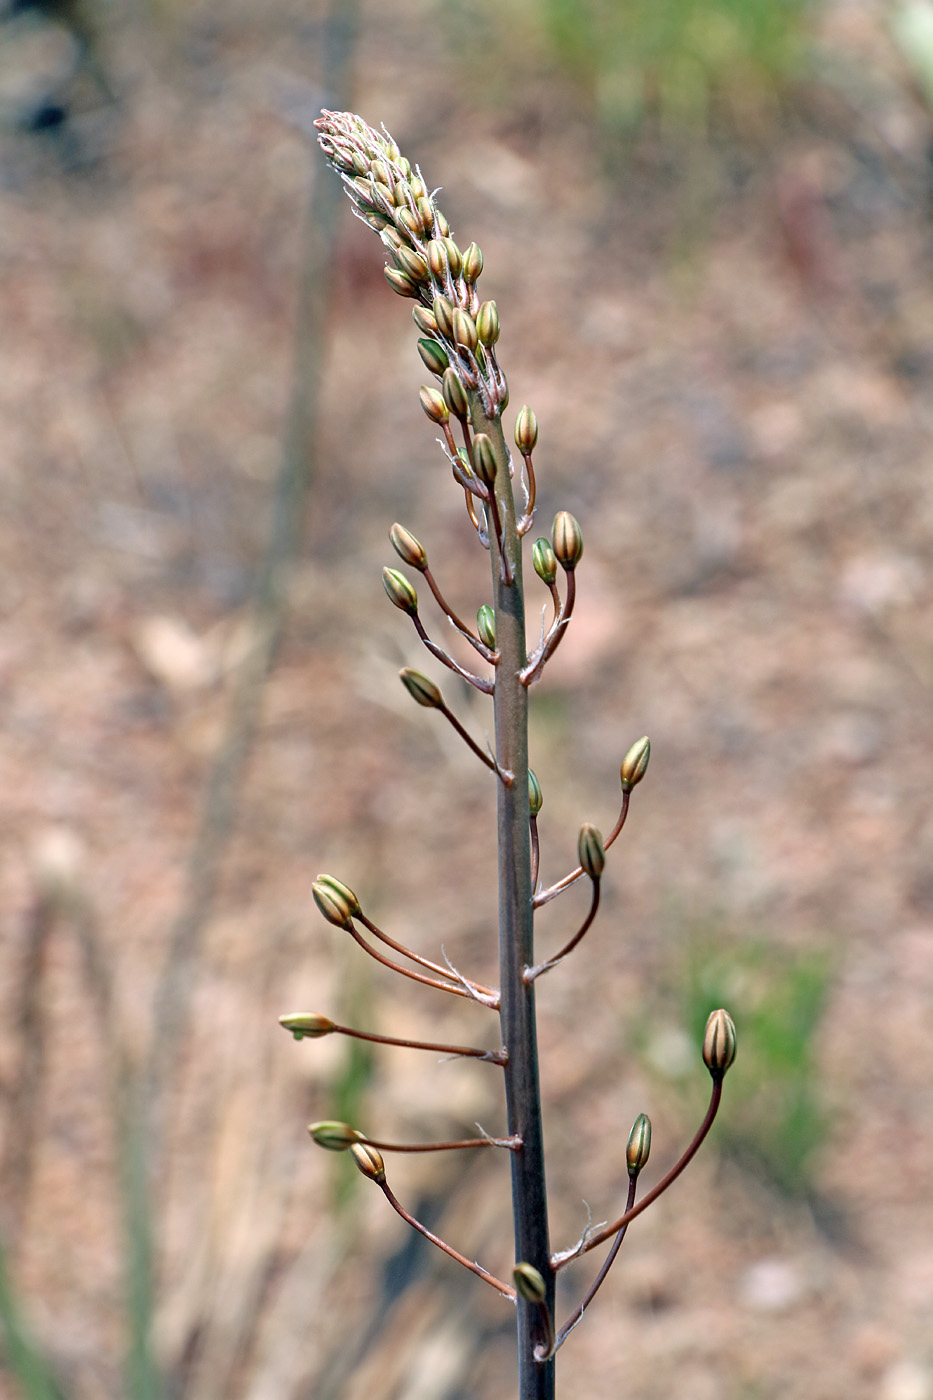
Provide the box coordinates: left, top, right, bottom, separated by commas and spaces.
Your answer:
0, 0, 932, 1396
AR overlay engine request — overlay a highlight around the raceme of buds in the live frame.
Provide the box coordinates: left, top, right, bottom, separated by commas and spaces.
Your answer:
315, 874, 363, 918
399, 668, 442, 708
472, 434, 498, 487
476, 300, 500, 347
552, 511, 584, 571
476, 604, 496, 649
532, 538, 557, 586
626, 1113, 652, 1177
419, 384, 449, 425
578, 823, 605, 880
312, 879, 355, 928
515, 404, 538, 454
513, 1262, 547, 1304
442, 368, 469, 421
382, 567, 419, 614
350, 1141, 387, 1182
389, 522, 428, 571
418, 338, 449, 375
279, 1012, 335, 1040
703, 1009, 737, 1079
620, 736, 651, 792
308, 1120, 363, 1151
528, 768, 543, 816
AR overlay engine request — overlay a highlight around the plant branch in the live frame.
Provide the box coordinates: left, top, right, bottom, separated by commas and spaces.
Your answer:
534, 791, 630, 908
360, 1133, 519, 1152
345, 921, 499, 1006
524, 878, 600, 983
327, 1020, 506, 1062
378, 1178, 517, 1300
423, 566, 496, 660
552, 1178, 637, 1353
411, 612, 494, 693
357, 911, 496, 996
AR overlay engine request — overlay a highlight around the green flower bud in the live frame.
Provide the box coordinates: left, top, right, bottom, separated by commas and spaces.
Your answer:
441, 237, 462, 277
350, 1141, 386, 1182
395, 206, 423, 238
370, 158, 389, 185
476, 300, 500, 346
513, 1262, 547, 1304
528, 768, 543, 817
419, 384, 449, 425
476, 604, 496, 649
382, 567, 419, 614
442, 367, 469, 421
409, 174, 426, 199
532, 538, 557, 586
578, 823, 605, 880
308, 1120, 363, 1151
462, 241, 484, 282
351, 152, 368, 177
371, 181, 393, 208
426, 239, 448, 279
397, 155, 412, 178
382, 226, 404, 251
515, 405, 538, 454
432, 295, 454, 339
399, 668, 442, 708
435, 208, 450, 238
389, 522, 428, 571
384, 267, 418, 299
703, 1009, 737, 1079
626, 1113, 652, 1177
279, 1012, 335, 1040
413, 305, 438, 336
417, 338, 449, 375
314, 874, 362, 918
393, 180, 412, 208
472, 433, 498, 487
416, 196, 435, 230
620, 736, 650, 792
452, 309, 478, 353
396, 246, 428, 282
312, 879, 354, 928
552, 511, 584, 571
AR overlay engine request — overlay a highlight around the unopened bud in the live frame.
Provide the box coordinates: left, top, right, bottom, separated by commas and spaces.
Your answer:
417, 338, 448, 375
442, 367, 469, 421
435, 208, 451, 238
399, 668, 442, 708
441, 238, 462, 277
370, 159, 389, 185
417, 196, 436, 230
426, 239, 448, 278
382, 567, 419, 614
419, 384, 449, 425
413, 305, 438, 336
389, 522, 428, 571
702, 1009, 737, 1079
532, 538, 557, 586
472, 434, 498, 487
452, 309, 478, 353
279, 1012, 335, 1040
620, 736, 650, 792
312, 879, 355, 928
384, 267, 418, 299
432, 295, 454, 339
408, 174, 426, 200
626, 1113, 652, 1177
513, 1262, 547, 1304
314, 874, 362, 918
552, 511, 583, 571
396, 247, 428, 282
476, 300, 500, 346
528, 768, 543, 817
396, 206, 423, 238
350, 1141, 386, 1182
578, 823, 605, 879
308, 1120, 363, 1151
515, 405, 538, 454
462, 241, 484, 282
476, 604, 496, 649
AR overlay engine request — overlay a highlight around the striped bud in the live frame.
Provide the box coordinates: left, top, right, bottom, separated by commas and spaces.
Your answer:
396, 206, 423, 238
396, 247, 428, 282
476, 604, 496, 649
419, 384, 449, 425
578, 823, 605, 879
513, 1263, 547, 1304
416, 196, 435, 230
372, 181, 393, 209
528, 768, 543, 817
532, 538, 557, 586
389, 523, 428, 571
279, 1012, 335, 1040
417, 338, 449, 375
312, 879, 354, 928
476, 300, 500, 346
552, 511, 583, 571
384, 267, 418, 299
409, 174, 426, 199
435, 209, 450, 238
393, 180, 411, 208
452, 309, 478, 353
462, 241, 484, 282
382, 567, 419, 614
620, 736, 650, 792
382, 226, 404, 251
370, 159, 389, 185
315, 873, 361, 918
626, 1113, 652, 1177
413, 305, 438, 336
351, 152, 368, 176
432, 295, 454, 338
515, 405, 538, 454
399, 668, 442, 708
442, 238, 462, 277
426, 239, 448, 278
350, 1141, 386, 1182
442, 368, 469, 422
703, 1009, 737, 1079
472, 434, 498, 487
308, 1120, 363, 1151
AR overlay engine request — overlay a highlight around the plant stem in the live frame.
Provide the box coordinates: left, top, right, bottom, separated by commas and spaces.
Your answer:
476, 400, 555, 1400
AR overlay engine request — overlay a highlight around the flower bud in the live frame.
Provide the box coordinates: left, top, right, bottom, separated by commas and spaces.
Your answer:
371, 181, 393, 209
408, 173, 425, 199
396, 206, 423, 238
350, 1141, 386, 1182
426, 239, 448, 278
476, 604, 496, 649
396, 246, 428, 282
435, 208, 450, 238
417, 338, 448, 375
314, 874, 362, 918
432, 295, 454, 339
578, 823, 605, 879
389, 522, 428, 571
416, 196, 435, 230
312, 879, 355, 928
626, 1113, 652, 1177
462, 241, 484, 282
384, 267, 418, 299
552, 511, 583, 571
476, 300, 500, 346
528, 768, 543, 817
399, 668, 442, 708
513, 1263, 547, 1304
532, 538, 557, 586
702, 1009, 737, 1079
393, 180, 411, 208
441, 237, 462, 277
370, 158, 388, 185
442, 367, 469, 421
620, 736, 650, 792
515, 405, 538, 454
419, 384, 449, 425
382, 567, 419, 614
452, 309, 478, 353
308, 1120, 363, 1151
413, 305, 438, 336
472, 433, 498, 487
279, 1012, 335, 1040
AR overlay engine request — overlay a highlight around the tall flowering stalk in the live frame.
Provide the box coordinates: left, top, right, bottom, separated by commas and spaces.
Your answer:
281, 111, 737, 1400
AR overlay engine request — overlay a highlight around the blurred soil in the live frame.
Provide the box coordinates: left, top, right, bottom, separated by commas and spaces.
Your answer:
0, 2, 932, 1398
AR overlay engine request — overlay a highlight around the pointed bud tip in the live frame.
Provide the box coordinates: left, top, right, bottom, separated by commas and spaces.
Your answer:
620, 736, 651, 792
279, 1012, 335, 1040
399, 668, 442, 708
578, 823, 605, 880
552, 511, 583, 570
626, 1113, 652, 1177
703, 1009, 737, 1078
350, 1141, 386, 1181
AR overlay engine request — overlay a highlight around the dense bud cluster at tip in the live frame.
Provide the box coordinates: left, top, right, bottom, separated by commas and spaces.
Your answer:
399, 668, 442, 708
315, 110, 509, 417
528, 768, 543, 816
513, 1262, 547, 1304
626, 1113, 652, 1177
308, 1120, 363, 1150
578, 823, 605, 880
620, 736, 651, 792
703, 1009, 737, 1079
350, 1141, 387, 1182
279, 1012, 335, 1040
